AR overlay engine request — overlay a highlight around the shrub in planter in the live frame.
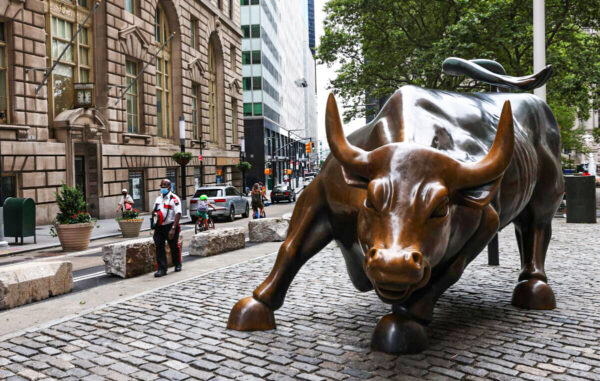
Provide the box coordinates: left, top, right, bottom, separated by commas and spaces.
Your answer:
50, 184, 95, 251
116, 208, 143, 238
172, 151, 193, 166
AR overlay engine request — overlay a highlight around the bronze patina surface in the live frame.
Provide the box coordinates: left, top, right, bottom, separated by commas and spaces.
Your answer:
228, 61, 563, 354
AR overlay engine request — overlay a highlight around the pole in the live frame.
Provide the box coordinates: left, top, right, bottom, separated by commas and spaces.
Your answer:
179, 116, 187, 217
0, 141, 8, 247
533, 0, 546, 101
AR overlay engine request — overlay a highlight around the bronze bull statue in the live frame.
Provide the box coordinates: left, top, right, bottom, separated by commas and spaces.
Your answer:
228, 58, 563, 354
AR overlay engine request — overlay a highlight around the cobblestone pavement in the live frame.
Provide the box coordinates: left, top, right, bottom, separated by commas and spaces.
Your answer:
1, 219, 599, 381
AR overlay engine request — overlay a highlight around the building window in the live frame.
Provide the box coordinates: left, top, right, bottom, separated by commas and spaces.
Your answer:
242, 51, 250, 64
0, 22, 9, 124
241, 25, 250, 38
1, 175, 15, 206
251, 25, 260, 38
229, 0, 233, 18
232, 99, 238, 142
230, 46, 236, 70
208, 41, 218, 143
252, 76, 261, 90
218, 0, 222, 10
49, 13, 93, 120
155, 5, 172, 138
243, 103, 251, 116
253, 103, 262, 116
251, 51, 261, 64
125, 59, 139, 133
242, 77, 251, 90
125, 0, 135, 14
190, 17, 198, 50
191, 83, 200, 140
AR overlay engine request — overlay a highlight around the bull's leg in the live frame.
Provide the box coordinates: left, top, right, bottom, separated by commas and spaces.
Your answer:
511, 218, 556, 310
227, 185, 332, 331
371, 205, 499, 354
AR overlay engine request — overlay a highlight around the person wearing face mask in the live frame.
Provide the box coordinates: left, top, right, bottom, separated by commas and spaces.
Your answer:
116, 189, 134, 214
151, 179, 182, 277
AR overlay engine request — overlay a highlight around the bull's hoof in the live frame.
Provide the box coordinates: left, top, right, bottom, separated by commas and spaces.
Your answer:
227, 296, 276, 331
371, 313, 428, 354
511, 279, 556, 310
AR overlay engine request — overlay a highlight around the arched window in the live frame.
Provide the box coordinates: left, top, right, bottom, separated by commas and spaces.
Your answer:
155, 5, 172, 138
208, 41, 217, 143
47, 0, 93, 121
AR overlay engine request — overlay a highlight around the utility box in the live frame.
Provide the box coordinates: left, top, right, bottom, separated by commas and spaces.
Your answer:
564, 176, 597, 223
3, 197, 36, 244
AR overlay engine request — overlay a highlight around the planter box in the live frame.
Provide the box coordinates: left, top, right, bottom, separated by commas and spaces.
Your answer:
190, 227, 246, 257
57, 222, 94, 251
102, 236, 183, 278
117, 219, 143, 238
0, 261, 72, 310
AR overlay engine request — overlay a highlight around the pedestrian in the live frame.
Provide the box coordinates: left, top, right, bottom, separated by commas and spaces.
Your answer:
116, 188, 134, 214
151, 179, 182, 277
250, 183, 264, 219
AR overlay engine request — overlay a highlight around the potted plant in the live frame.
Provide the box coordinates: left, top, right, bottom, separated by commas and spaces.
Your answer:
172, 151, 193, 166
236, 161, 252, 171
50, 184, 95, 252
116, 208, 143, 238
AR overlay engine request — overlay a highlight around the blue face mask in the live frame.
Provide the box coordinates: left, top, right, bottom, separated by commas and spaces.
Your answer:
160, 188, 169, 196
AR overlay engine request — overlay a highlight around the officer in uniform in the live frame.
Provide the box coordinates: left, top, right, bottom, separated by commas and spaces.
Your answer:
152, 179, 182, 277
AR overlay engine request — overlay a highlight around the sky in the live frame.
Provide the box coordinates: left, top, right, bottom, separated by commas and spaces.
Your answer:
314, 0, 365, 150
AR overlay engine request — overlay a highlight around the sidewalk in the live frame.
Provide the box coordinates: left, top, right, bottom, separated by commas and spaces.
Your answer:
0, 214, 191, 257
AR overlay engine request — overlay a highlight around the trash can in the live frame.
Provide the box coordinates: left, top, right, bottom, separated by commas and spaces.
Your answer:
564, 176, 596, 223
3, 197, 36, 244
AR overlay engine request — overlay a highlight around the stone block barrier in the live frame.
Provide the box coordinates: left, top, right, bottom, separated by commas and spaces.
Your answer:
190, 227, 246, 257
248, 217, 290, 242
0, 261, 72, 310
102, 236, 183, 278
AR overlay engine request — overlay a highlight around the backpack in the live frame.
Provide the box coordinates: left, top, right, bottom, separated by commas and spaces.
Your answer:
251, 191, 262, 204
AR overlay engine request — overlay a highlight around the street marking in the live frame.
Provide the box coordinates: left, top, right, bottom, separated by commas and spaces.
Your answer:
73, 252, 191, 282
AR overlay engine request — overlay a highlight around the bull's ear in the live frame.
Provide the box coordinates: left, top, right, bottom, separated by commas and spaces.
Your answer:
454, 176, 502, 209
341, 166, 369, 189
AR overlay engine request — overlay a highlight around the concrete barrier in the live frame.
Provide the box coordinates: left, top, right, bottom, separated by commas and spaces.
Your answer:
0, 261, 72, 310
102, 236, 183, 278
189, 227, 246, 257
248, 217, 290, 242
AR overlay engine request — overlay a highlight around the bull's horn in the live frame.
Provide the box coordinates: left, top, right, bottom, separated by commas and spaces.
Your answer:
325, 93, 370, 178
455, 100, 514, 188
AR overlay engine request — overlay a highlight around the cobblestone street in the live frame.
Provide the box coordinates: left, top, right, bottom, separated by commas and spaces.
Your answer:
1, 219, 599, 381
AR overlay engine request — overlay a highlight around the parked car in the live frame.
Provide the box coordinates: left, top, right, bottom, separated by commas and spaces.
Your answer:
271, 185, 296, 203
304, 175, 314, 187
190, 186, 250, 222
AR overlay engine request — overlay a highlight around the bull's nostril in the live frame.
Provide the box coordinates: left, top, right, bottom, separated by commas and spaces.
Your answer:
367, 248, 378, 260
410, 251, 423, 266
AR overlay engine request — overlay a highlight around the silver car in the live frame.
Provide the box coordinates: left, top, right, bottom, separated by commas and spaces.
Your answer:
190, 186, 250, 222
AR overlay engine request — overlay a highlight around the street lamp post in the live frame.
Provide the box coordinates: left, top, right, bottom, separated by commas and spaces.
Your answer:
179, 116, 187, 217
240, 138, 246, 194
533, 0, 546, 101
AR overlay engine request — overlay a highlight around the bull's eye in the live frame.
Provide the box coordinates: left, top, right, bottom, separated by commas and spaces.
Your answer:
431, 199, 449, 218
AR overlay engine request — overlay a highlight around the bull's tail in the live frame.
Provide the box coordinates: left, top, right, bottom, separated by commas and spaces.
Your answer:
442, 57, 551, 91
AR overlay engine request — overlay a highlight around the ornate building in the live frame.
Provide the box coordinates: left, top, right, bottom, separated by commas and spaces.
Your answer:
0, 0, 243, 223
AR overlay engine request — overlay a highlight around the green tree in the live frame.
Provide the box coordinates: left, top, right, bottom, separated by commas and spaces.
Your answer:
318, 0, 600, 122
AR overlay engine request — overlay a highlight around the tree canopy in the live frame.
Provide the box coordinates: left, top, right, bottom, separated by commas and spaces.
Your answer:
318, 0, 600, 123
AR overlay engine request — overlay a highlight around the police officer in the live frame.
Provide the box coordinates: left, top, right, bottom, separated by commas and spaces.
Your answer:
152, 179, 182, 277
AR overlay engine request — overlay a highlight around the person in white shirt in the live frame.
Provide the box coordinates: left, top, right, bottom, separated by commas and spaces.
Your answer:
151, 179, 182, 277
116, 189, 134, 214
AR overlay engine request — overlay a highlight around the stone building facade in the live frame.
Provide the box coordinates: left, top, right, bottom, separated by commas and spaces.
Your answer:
0, 0, 243, 224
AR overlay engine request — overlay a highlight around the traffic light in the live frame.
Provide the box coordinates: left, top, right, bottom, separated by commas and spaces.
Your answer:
264, 168, 271, 175
306, 142, 311, 153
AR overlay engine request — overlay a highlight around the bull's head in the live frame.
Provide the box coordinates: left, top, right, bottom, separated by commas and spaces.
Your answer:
326, 94, 514, 303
